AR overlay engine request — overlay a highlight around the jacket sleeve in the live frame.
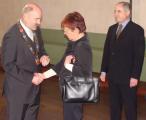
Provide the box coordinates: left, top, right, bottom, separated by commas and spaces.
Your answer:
52, 58, 64, 75
51, 42, 71, 75
72, 43, 92, 77
131, 28, 145, 80
37, 28, 48, 57
1, 32, 33, 84
100, 27, 111, 73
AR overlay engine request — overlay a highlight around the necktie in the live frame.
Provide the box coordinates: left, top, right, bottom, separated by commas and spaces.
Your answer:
116, 24, 123, 39
33, 32, 37, 42
33, 32, 39, 51
33, 32, 40, 65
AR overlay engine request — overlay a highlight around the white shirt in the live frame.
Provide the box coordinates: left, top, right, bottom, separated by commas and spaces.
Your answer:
118, 18, 130, 31
20, 20, 34, 41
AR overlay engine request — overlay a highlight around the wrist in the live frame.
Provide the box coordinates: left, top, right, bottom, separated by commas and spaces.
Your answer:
65, 63, 73, 72
101, 72, 106, 76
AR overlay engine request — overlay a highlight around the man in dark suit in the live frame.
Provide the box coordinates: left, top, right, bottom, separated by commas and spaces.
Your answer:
1, 3, 49, 120
100, 2, 145, 120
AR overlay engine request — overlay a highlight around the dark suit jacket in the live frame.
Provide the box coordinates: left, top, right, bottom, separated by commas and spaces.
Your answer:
53, 35, 92, 78
1, 23, 47, 103
101, 21, 145, 84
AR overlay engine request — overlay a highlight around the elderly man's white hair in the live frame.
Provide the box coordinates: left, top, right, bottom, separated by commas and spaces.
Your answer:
117, 1, 131, 12
21, 2, 42, 14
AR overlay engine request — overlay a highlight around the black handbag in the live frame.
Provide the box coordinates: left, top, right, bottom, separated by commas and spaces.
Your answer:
60, 70, 100, 103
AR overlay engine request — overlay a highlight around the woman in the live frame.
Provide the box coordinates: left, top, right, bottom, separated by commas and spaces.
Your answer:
33, 11, 92, 120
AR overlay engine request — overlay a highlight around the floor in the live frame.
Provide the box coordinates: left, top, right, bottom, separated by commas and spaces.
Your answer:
0, 71, 146, 120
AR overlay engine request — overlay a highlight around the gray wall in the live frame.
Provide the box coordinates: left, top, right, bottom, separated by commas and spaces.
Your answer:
0, 0, 129, 43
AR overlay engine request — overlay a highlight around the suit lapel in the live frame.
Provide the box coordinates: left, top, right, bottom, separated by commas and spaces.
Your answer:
110, 24, 118, 46
117, 21, 132, 40
113, 24, 118, 40
17, 26, 36, 60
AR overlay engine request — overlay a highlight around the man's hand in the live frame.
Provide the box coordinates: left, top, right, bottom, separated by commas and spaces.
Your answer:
40, 55, 50, 67
64, 55, 75, 65
130, 78, 138, 88
32, 73, 45, 85
100, 73, 106, 82
32, 75, 40, 85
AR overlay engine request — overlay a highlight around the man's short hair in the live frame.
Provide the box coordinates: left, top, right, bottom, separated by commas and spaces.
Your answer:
117, 1, 131, 12
22, 5, 34, 14
21, 3, 41, 14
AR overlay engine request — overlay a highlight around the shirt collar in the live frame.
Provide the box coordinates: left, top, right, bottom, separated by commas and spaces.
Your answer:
118, 18, 130, 30
20, 19, 34, 41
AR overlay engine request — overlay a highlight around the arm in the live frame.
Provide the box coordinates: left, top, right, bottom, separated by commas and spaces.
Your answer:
72, 43, 92, 77
100, 27, 111, 82
1, 32, 33, 84
52, 58, 64, 75
131, 28, 145, 80
32, 68, 57, 85
101, 27, 111, 73
37, 28, 50, 66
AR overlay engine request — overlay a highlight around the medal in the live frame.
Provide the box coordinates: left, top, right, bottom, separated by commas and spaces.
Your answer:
35, 56, 40, 65
17, 22, 40, 66
35, 59, 40, 65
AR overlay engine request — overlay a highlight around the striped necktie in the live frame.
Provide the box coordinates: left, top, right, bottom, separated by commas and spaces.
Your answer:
116, 24, 123, 39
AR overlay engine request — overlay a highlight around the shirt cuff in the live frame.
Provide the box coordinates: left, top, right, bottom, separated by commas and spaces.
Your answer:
43, 69, 57, 79
101, 72, 106, 76
65, 64, 73, 72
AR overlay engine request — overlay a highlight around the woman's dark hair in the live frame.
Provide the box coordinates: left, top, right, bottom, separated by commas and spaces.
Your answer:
61, 12, 86, 33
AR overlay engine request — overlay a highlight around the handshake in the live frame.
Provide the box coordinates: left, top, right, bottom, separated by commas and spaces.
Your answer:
32, 55, 50, 85
32, 54, 75, 85
32, 73, 45, 85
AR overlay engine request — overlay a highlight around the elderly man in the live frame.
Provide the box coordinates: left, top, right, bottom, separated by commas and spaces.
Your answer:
100, 2, 145, 120
1, 3, 49, 120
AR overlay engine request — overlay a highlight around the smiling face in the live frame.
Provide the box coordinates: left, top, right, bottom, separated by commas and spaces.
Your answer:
114, 3, 130, 23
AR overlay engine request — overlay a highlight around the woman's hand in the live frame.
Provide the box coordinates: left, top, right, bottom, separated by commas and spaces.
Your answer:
64, 55, 75, 64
